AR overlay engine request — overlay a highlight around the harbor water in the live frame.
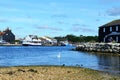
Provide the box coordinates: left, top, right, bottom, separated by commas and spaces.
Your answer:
0, 46, 120, 74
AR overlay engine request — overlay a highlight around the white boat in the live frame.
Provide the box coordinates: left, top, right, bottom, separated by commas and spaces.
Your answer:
22, 35, 42, 46
22, 40, 42, 46
60, 40, 69, 46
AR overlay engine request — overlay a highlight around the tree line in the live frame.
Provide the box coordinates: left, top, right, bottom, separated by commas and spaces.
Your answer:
54, 34, 98, 43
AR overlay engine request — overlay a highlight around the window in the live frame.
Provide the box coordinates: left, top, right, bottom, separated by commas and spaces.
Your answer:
103, 38, 105, 42
116, 36, 118, 42
110, 27, 112, 32
103, 27, 105, 32
116, 26, 118, 31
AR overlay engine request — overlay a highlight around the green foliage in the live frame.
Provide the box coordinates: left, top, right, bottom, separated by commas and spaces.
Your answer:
54, 36, 67, 42
15, 40, 20, 42
54, 34, 98, 43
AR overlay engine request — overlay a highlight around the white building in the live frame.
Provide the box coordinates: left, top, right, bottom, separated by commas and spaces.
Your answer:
40, 36, 57, 45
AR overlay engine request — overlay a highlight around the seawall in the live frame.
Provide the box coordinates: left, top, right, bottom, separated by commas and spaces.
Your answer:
75, 43, 120, 54
0, 44, 22, 46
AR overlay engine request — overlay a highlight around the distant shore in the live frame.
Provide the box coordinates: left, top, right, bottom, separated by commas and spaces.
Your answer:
0, 44, 69, 46
0, 66, 120, 80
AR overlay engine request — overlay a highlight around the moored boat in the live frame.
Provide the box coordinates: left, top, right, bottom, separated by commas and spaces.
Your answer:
22, 35, 42, 46
22, 41, 42, 46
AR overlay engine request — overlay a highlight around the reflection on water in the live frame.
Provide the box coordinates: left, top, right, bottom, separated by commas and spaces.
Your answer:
97, 54, 120, 74
0, 46, 119, 74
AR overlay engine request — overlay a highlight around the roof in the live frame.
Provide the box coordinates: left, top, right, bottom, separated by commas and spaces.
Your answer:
100, 19, 120, 28
0, 28, 12, 36
0, 32, 5, 36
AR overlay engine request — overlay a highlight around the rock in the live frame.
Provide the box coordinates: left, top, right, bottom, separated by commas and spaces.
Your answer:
75, 43, 120, 54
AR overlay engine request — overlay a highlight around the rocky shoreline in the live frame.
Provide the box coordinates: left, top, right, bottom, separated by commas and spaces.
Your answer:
75, 43, 120, 54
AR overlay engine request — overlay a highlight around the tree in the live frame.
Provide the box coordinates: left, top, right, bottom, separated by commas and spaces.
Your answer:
54, 34, 98, 43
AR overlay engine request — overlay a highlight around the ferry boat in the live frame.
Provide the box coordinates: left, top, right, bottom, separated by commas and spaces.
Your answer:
22, 40, 42, 46
22, 35, 42, 46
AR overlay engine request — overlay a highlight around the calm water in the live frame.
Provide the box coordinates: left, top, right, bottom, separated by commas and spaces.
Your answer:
0, 46, 120, 74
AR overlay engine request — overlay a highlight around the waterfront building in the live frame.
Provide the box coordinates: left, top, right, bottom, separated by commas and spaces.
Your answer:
99, 19, 120, 43
0, 28, 15, 44
40, 36, 57, 45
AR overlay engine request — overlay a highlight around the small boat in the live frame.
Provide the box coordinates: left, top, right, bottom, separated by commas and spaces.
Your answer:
60, 40, 69, 46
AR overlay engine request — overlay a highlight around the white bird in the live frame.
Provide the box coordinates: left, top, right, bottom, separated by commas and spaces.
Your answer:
57, 52, 61, 58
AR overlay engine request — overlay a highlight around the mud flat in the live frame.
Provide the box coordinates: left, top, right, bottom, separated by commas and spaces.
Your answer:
0, 66, 120, 80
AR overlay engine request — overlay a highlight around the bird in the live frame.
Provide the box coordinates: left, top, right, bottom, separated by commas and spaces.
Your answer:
57, 52, 61, 58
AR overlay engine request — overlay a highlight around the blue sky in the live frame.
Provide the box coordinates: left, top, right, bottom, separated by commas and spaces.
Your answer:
0, 0, 120, 38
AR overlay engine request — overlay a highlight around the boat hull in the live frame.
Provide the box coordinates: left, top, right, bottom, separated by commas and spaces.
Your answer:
22, 42, 42, 46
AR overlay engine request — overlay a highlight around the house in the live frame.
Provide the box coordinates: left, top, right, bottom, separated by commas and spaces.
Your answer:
0, 28, 15, 44
99, 19, 120, 43
40, 36, 57, 45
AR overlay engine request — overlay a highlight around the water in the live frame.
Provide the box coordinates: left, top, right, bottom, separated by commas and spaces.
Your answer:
0, 46, 120, 74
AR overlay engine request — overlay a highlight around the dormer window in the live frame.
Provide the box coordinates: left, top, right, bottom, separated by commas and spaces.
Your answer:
116, 26, 118, 31
110, 27, 112, 32
103, 27, 105, 32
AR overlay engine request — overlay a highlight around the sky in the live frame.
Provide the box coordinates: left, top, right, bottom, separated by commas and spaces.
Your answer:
0, 0, 120, 38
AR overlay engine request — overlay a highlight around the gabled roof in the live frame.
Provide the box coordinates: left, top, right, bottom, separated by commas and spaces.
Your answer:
100, 19, 120, 27
0, 32, 5, 36
0, 28, 12, 36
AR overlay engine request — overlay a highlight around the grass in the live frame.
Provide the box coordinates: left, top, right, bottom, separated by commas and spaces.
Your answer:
0, 66, 120, 80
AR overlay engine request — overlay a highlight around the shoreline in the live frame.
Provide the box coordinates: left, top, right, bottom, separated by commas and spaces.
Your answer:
0, 44, 22, 46
0, 65, 120, 80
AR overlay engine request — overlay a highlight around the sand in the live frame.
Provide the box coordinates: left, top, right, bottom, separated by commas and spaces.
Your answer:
0, 66, 119, 80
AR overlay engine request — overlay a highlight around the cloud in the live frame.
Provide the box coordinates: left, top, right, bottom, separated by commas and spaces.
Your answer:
72, 24, 88, 27
71, 26, 96, 33
33, 24, 63, 31
100, 0, 120, 3
71, 24, 97, 33
0, 7, 20, 12
49, 2, 58, 7
80, 28, 97, 33
96, 19, 100, 22
15, 27, 23, 30
57, 21, 69, 25
106, 7, 120, 16
10, 17, 39, 23
0, 19, 8, 23
51, 14, 68, 18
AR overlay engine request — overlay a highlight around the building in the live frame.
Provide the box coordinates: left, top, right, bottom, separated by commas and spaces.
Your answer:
40, 36, 57, 45
99, 19, 120, 43
0, 28, 15, 44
